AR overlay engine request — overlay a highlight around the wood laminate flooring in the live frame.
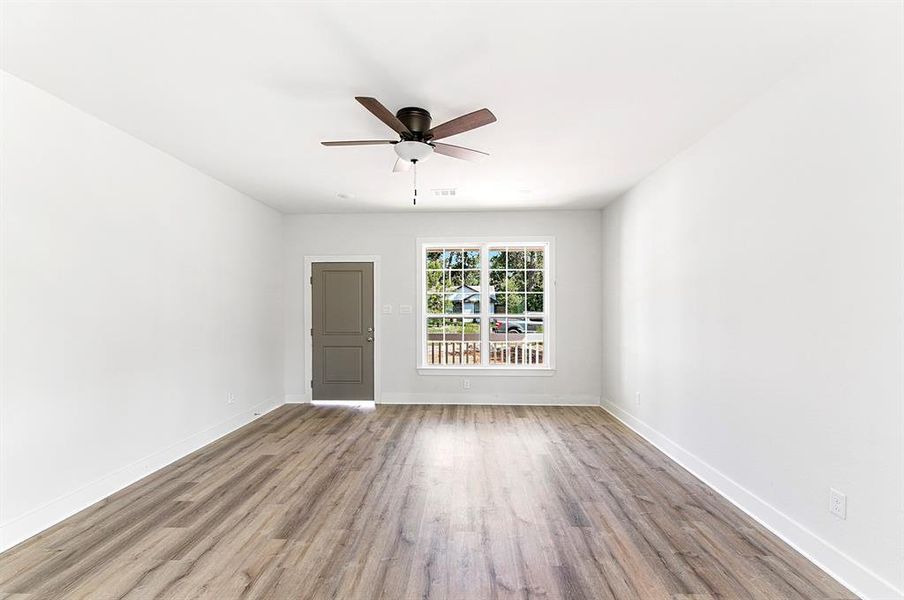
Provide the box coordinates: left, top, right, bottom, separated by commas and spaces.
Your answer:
0, 404, 856, 599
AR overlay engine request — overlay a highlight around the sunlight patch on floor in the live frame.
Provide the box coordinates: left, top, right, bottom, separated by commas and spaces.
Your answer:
311, 400, 376, 411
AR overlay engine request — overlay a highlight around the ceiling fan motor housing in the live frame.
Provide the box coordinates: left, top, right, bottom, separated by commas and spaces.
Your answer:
396, 107, 432, 139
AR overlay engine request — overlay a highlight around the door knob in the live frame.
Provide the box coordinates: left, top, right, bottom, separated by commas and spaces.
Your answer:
367, 327, 374, 332
366, 336, 374, 342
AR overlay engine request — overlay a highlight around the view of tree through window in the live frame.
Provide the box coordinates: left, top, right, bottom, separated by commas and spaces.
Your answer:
425, 247, 482, 365
488, 246, 545, 365
422, 242, 549, 368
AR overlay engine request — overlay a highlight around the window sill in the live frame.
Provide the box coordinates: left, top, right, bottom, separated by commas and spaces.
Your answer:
417, 367, 555, 377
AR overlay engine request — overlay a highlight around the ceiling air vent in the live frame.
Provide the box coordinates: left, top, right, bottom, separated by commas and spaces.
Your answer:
432, 188, 457, 197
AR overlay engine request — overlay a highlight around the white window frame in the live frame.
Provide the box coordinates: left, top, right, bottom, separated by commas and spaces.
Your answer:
416, 236, 555, 376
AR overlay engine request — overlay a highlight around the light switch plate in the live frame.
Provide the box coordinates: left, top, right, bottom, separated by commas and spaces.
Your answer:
399, 305, 413, 314
382, 304, 393, 315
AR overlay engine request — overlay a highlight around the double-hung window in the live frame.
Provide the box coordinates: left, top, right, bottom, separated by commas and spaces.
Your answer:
418, 238, 553, 371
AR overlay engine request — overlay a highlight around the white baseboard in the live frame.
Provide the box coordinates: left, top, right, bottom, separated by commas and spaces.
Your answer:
599, 398, 903, 600
0, 397, 283, 553
284, 393, 310, 404
380, 392, 600, 406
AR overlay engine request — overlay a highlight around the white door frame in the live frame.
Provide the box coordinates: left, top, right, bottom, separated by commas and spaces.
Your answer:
304, 255, 381, 403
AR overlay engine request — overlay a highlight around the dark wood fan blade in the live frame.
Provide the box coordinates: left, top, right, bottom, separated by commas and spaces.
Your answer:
321, 140, 397, 146
355, 97, 412, 137
431, 142, 490, 161
392, 158, 412, 173
426, 108, 496, 141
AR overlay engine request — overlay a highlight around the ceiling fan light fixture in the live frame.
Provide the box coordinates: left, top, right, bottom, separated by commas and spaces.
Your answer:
394, 141, 433, 163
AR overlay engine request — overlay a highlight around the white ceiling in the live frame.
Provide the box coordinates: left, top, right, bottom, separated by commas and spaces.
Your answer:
0, 1, 881, 213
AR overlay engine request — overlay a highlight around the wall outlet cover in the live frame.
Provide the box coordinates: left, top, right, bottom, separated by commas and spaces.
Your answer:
382, 304, 393, 314
829, 488, 847, 519
399, 305, 413, 314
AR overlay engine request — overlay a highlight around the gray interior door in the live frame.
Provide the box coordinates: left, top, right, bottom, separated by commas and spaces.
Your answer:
312, 262, 374, 400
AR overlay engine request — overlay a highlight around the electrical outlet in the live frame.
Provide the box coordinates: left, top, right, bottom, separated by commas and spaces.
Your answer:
399, 304, 413, 314
382, 304, 393, 315
829, 488, 847, 519
462, 378, 471, 390
226, 392, 236, 405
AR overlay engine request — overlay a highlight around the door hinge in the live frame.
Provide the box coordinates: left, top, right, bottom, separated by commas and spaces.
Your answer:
310, 328, 313, 337
310, 379, 314, 388
310, 275, 313, 285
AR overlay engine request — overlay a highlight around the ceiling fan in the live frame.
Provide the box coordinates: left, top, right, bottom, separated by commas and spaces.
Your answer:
321, 97, 497, 174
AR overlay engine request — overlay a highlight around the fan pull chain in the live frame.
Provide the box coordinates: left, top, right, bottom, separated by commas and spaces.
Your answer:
412, 159, 418, 206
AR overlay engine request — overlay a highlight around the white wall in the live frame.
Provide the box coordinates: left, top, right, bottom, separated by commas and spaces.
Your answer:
600, 19, 903, 600
0, 72, 284, 550
284, 211, 602, 405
